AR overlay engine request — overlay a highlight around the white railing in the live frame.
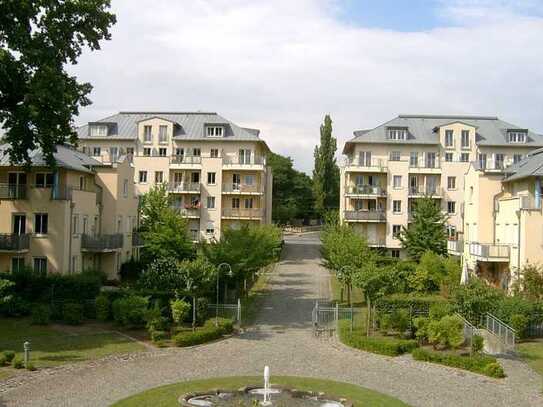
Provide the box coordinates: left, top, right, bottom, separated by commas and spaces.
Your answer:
222, 183, 262, 193
469, 243, 510, 259
409, 157, 441, 169
347, 157, 387, 169
168, 182, 201, 193
223, 156, 266, 166
447, 239, 464, 253
483, 313, 516, 351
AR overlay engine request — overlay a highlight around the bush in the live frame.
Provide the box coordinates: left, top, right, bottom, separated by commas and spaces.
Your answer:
112, 295, 149, 328
429, 302, 453, 321
413, 317, 430, 344
510, 314, 528, 340
150, 330, 169, 342
0, 354, 7, 366
31, 303, 51, 325
95, 294, 111, 321
378, 313, 392, 334
412, 348, 505, 378
144, 304, 170, 333
170, 298, 191, 325
196, 297, 209, 325
471, 335, 484, 354
204, 318, 234, 335
427, 315, 464, 350
173, 326, 224, 347
3, 350, 15, 363
12, 355, 24, 369
62, 302, 84, 325
376, 294, 448, 314
120, 258, 146, 283
451, 279, 504, 324
26, 362, 36, 371
1, 296, 31, 317
390, 309, 410, 334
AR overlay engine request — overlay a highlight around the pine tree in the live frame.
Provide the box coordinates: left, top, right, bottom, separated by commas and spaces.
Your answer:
313, 115, 340, 216
399, 197, 448, 261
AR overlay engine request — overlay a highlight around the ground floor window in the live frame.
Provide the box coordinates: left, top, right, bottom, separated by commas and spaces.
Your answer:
391, 249, 400, 258
33, 257, 47, 274
11, 257, 25, 272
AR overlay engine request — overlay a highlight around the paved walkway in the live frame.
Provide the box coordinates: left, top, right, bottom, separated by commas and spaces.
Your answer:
1, 233, 542, 407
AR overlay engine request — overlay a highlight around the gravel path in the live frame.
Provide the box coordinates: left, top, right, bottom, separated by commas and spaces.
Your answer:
1, 232, 542, 407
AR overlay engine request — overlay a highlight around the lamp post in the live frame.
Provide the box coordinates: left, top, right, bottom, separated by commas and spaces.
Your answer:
216, 263, 233, 327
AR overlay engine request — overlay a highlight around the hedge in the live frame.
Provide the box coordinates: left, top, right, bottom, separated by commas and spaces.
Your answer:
412, 348, 505, 378
376, 294, 448, 314
173, 318, 233, 347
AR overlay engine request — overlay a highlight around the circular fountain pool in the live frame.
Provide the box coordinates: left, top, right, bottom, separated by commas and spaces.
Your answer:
179, 386, 352, 407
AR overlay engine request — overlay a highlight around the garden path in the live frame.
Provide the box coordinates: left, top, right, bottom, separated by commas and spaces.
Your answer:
0, 232, 542, 407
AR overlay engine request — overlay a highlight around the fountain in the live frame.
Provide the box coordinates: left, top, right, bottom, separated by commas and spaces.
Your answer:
179, 366, 352, 407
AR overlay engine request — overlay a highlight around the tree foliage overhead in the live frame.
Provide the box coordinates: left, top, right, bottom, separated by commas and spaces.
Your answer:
399, 197, 448, 261
313, 115, 340, 216
0, 0, 116, 166
267, 152, 314, 224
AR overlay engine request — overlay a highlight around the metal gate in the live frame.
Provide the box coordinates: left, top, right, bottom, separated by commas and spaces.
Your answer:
311, 301, 363, 337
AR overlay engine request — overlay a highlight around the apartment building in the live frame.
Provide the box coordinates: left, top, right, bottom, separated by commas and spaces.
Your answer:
0, 145, 140, 278
76, 112, 273, 242
340, 114, 543, 258
463, 148, 543, 290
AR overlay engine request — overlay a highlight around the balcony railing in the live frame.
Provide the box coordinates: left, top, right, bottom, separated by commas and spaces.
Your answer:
170, 155, 202, 165
409, 158, 441, 169
469, 242, 510, 260
0, 234, 30, 251
173, 207, 200, 217
222, 208, 263, 218
0, 184, 27, 200
223, 156, 266, 166
222, 183, 262, 193
346, 185, 386, 196
344, 210, 386, 222
347, 158, 387, 170
367, 238, 386, 247
132, 232, 144, 247
447, 239, 464, 254
81, 234, 123, 252
409, 186, 442, 197
168, 182, 201, 193
472, 158, 514, 172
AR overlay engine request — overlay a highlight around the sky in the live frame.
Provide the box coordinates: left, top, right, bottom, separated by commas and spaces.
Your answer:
72, 0, 543, 173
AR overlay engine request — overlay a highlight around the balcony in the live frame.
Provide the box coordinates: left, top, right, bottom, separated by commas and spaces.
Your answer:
222, 183, 263, 194
81, 234, 123, 252
409, 158, 441, 173
469, 243, 510, 262
0, 234, 30, 252
344, 210, 386, 222
222, 208, 263, 219
344, 158, 387, 173
222, 156, 266, 170
173, 207, 200, 218
520, 195, 541, 210
0, 184, 27, 200
345, 185, 386, 197
132, 232, 144, 247
170, 155, 202, 166
168, 182, 201, 193
447, 239, 464, 256
367, 238, 386, 248
408, 186, 443, 198
472, 158, 514, 173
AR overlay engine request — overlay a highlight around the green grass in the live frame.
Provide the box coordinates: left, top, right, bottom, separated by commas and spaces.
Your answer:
0, 318, 146, 370
112, 376, 409, 407
241, 264, 274, 326
518, 339, 543, 377
330, 272, 365, 307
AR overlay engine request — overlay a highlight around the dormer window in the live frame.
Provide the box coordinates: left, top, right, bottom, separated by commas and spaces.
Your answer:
207, 126, 224, 137
387, 127, 407, 140
508, 130, 527, 143
143, 125, 152, 143
90, 125, 108, 137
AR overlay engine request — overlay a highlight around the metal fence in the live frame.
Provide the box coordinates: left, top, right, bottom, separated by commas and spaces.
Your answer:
482, 312, 516, 351
311, 301, 364, 337
208, 300, 242, 325
527, 321, 543, 338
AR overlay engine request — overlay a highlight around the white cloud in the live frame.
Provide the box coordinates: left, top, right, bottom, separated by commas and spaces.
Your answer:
72, 0, 543, 173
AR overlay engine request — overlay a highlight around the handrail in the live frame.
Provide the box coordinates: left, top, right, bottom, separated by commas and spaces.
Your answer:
484, 312, 516, 350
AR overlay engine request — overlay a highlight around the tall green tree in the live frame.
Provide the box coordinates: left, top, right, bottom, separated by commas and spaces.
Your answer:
267, 152, 314, 224
0, 1, 116, 166
399, 197, 448, 261
313, 115, 340, 216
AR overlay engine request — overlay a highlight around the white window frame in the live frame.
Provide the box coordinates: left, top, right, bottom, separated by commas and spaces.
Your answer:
445, 153, 453, 163
447, 176, 456, 190
388, 128, 407, 140
508, 131, 526, 144
447, 201, 456, 214
389, 151, 401, 161
158, 125, 168, 143
33, 257, 47, 274
34, 213, 48, 235
143, 125, 153, 143
158, 148, 167, 157
207, 172, 216, 185
393, 175, 402, 189
139, 171, 148, 184
90, 125, 108, 137
445, 130, 454, 147
393, 200, 402, 213
461, 130, 470, 148
210, 148, 219, 158
460, 153, 470, 162
392, 225, 401, 238
155, 171, 164, 184
206, 126, 224, 137
207, 196, 215, 209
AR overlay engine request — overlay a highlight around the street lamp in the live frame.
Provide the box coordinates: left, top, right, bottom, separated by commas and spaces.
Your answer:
216, 263, 233, 327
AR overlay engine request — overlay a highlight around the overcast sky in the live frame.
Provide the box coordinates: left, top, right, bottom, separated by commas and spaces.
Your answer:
72, 0, 543, 173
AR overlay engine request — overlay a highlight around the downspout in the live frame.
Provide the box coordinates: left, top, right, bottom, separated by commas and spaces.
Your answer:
516, 208, 522, 290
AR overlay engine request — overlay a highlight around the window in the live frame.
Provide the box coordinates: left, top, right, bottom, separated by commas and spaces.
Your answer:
117, 216, 122, 233
391, 249, 400, 258
393, 200, 402, 213
389, 151, 401, 161
244, 198, 254, 209
461, 130, 470, 148
34, 213, 48, 235
447, 225, 457, 238
210, 148, 219, 158
71, 255, 77, 273
143, 125, 152, 142
232, 198, 240, 208
207, 172, 216, 185
447, 201, 456, 214
33, 257, 47, 274
514, 154, 523, 164
358, 151, 372, 166
82, 216, 88, 235
206, 126, 224, 137
79, 176, 86, 191
445, 130, 454, 147
90, 125, 107, 137
239, 149, 252, 164
193, 148, 201, 157
72, 214, 79, 235
425, 152, 437, 168
143, 148, 151, 157
460, 153, 470, 162
12, 214, 26, 235
123, 179, 128, 197
388, 128, 407, 140
393, 175, 402, 189
191, 172, 200, 183
126, 147, 134, 156
508, 130, 526, 143
93, 147, 101, 157
495, 154, 504, 169
409, 152, 418, 167
139, 171, 148, 183
158, 148, 167, 157
445, 153, 453, 162
392, 225, 401, 238
207, 196, 215, 209
206, 227, 214, 235
158, 125, 168, 143
244, 175, 255, 185
110, 147, 118, 162
478, 153, 487, 169
35, 173, 54, 188
447, 176, 456, 190
155, 171, 163, 183
11, 257, 25, 273
175, 147, 184, 157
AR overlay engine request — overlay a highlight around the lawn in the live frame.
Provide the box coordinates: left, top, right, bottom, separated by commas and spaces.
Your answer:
0, 318, 146, 372
241, 263, 274, 326
330, 271, 365, 307
517, 339, 543, 377
112, 376, 409, 407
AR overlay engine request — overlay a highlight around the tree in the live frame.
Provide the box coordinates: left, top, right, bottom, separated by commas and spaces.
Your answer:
512, 263, 543, 301
399, 197, 448, 261
0, 1, 116, 167
267, 152, 314, 224
313, 115, 340, 216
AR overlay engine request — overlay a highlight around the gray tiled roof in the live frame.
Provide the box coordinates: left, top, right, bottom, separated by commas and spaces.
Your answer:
77, 112, 265, 144
344, 114, 543, 153
503, 148, 543, 182
0, 144, 104, 173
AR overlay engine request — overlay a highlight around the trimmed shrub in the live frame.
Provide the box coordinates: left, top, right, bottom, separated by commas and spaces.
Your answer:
204, 318, 234, 335
12, 355, 24, 369
471, 335, 484, 354
150, 330, 169, 342
376, 294, 448, 314
196, 298, 209, 325
173, 326, 223, 347
390, 308, 410, 334
112, 295, 149, 328
2, 350, 15, 364
31, 303, 51, 325
412, 348, 505, 378
62, 302, 84, 325
510, 314, 528, 340
170, 298, 191, 325
427, 315, 464, 350
413, 317, 430, 344
95, 294, 111, 321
